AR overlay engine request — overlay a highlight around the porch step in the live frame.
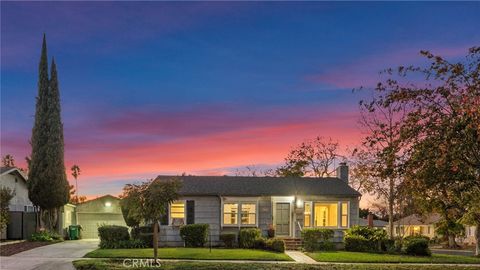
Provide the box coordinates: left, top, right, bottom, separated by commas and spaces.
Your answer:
283, 238, 303, 250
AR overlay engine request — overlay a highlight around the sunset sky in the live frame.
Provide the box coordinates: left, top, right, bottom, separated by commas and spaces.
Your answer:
2, 2, 479, 204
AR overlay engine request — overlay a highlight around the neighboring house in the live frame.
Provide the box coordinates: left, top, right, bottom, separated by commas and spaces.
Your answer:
358, 216, 388, 229
392, 213, 441, 238
460, 226, 477, 246
0, 167, 36, 240
71, 195, 126, 239
155, 163, 361, 247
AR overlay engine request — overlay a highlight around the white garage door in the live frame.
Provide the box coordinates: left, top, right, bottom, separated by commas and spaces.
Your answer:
77, 213, 126, 239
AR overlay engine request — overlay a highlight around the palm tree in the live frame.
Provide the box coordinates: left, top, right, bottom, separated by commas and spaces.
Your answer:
71, 165, 81, 200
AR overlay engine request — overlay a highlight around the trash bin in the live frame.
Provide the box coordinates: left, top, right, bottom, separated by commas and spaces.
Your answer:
69, 225, 80, 240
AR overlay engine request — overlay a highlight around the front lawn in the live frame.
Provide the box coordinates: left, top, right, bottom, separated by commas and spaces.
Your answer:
307, 251, 480, 264
85, 248, 292, 261
73, 259, 480, 270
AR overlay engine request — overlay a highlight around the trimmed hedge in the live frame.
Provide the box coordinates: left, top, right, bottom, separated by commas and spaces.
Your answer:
253, 237, 267, 250
266, 238, 286, 253
238, 228, 261, 248
131, 225, 154, 248
344, 235, 375, 252
220, 233, 236, 248
99, 239, 146, 249
302, 228, 334, 252
404, 237, 431, 256
179, 224, 209, 247
344, 226, 387, 253
98, 225, 130, 249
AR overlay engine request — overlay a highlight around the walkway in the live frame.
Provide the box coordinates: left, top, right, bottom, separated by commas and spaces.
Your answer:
285, 251, 318, 264
0, 239, 98, 270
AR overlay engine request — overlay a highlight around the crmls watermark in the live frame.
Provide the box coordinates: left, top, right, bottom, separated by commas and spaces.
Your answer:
122, 259, 162, 268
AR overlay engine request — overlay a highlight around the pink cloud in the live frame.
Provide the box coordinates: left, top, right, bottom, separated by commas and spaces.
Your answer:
306, 44, 474, 89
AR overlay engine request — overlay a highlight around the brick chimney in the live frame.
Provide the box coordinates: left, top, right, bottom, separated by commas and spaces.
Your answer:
367, 213, 374, 228
336, 162, 349, 184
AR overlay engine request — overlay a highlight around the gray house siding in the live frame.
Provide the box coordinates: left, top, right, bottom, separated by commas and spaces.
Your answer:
160, 196, 221, 247
155, 175, 361, 247
258, 196, 273, 236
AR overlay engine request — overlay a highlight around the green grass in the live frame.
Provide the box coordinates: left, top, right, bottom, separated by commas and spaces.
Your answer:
307, 251, 480, 264
73, 259, 480, 270
85, 248, 292, 261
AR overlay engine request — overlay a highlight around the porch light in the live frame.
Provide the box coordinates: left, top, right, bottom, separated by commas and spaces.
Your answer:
295, 198, 303, 208
105, 202, 112, 207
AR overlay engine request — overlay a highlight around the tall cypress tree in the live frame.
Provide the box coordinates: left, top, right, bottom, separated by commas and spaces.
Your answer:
28, 35, 70, 230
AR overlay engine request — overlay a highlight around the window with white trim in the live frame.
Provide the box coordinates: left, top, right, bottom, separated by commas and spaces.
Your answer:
170, 201, 185, 226
223, 203, 238, 225
314, 203, 338, 227
241, 203, 256, 225
222, 201, 258, 226
304, 202, 312, 227
340, 202, 348, 227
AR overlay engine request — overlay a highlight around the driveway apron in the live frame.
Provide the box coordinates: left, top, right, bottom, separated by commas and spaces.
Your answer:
0, 239, 98, 270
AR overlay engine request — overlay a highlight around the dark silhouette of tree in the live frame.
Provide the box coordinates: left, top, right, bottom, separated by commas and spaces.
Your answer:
28, 35, 70, 230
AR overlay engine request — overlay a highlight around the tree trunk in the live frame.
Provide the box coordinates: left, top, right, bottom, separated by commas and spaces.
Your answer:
475, 226, 479, 256
448, 234, 457, 249
388, 178, 394, 239
153, 221, 159, 260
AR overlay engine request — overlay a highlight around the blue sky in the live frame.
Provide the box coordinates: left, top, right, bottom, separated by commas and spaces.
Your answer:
1, 2, 479, 200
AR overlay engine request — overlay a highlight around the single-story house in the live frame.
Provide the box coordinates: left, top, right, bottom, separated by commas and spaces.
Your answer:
392, 213, 441, 238
0, 167, 36, 240
60, 194, 126, 239
155, 163, 361, 247
460, 226, 478, 246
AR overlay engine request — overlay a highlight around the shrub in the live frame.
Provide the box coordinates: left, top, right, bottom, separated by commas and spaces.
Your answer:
404, 237, 431, 256
99, 239, 146, 249
253, 237, 267, 250
179, 224, 209, 247
302, 228, 334, 252
131, 226, 154, 247
238, 228, 261, 248
344, 226, 387, 253
266, 238, 286, 253
404, 235, 430, 242
267, 225, 275, 238
344, 235, 375, 252
98, 225, 129, 249
220, 233, 236, 248
30, 230, 63, 242
382, 239, 396, 253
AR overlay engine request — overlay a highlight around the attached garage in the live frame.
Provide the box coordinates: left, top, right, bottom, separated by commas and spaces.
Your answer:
75, 195, 126, 239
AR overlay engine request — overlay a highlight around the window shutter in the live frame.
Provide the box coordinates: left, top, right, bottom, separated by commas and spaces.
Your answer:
186, 200, 195, 224
160, 205, 169, 225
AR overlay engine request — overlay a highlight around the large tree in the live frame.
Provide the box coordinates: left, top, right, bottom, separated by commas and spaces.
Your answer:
28, 35, 70, 230
121, 178, 180, 260
382, 47, 480, 251
0, 187, 14, 232
276, 136, 340, 177
355, 84, 409, 239
2, 154, 15, 167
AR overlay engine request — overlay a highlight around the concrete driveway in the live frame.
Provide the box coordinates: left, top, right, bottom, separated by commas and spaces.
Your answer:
0, 239, 98, 270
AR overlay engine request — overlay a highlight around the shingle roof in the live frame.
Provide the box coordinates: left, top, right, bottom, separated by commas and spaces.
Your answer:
358, 218, 389, 227
0, 167, 27, 182
154, 175, 361, 197
0, 167, 15, 174
394, 214, 441, 226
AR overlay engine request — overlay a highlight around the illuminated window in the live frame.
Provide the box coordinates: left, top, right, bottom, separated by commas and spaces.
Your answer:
341, 203, 348, 227
170, 201, 185, 226
223, 203, 238, 225
241, 204, 256, 225
304, 202, 312, 227
314, 203, 338, 227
